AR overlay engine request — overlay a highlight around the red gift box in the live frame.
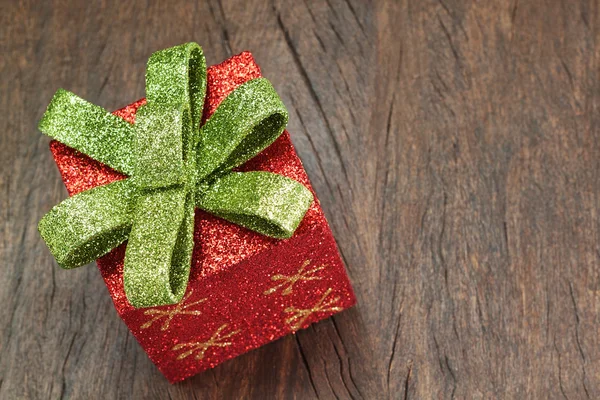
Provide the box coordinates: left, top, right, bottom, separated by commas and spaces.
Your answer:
48, 51, 356, 383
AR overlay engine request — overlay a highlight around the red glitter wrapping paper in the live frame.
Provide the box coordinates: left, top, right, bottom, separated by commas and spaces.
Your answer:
49, 52, 356, 383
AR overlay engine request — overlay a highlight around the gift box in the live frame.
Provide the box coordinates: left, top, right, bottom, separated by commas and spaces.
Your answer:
42, 48, 356, 382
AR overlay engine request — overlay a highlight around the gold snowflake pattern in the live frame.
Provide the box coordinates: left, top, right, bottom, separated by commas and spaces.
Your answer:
172, 324, 241, 361
141, 290, 207, 331
284, 288, 343, 331
264, 259, 326, 296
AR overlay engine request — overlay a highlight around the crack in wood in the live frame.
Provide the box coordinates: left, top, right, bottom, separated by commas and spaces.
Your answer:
274, 4, 353, 189
294, 335, 321, 398
331, 317, 363, 399
554, 339, 569, 400
403, 361, 413, 400
569, 282, 591, 398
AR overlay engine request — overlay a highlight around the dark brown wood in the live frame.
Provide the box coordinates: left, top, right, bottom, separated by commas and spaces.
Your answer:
1, 0, 599, 398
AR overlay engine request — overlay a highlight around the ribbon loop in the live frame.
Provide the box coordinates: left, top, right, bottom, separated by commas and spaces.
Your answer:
124, 187, 192, 307
38, 89, 136, 175
145, 42, 206, 128
38, 179, 136, 268
197, 172, 313, 239
196, 78, 288, 181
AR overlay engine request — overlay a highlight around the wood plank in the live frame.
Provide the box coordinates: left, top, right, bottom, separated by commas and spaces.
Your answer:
1, 0, 598, 398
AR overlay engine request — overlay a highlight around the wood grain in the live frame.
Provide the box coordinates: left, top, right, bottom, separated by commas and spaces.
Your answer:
1, 0, 599, 398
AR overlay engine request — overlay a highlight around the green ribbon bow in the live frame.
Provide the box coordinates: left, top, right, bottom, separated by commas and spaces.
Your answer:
38, 43, 313, 308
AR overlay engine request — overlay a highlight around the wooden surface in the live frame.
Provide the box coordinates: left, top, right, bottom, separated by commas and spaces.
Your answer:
1, 0, 599, 398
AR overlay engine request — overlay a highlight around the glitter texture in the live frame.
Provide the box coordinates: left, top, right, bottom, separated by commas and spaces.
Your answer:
39, 43, 313, 307
39, 89, 136, 175
47, 50, 356, 383
38, 179, 136, 268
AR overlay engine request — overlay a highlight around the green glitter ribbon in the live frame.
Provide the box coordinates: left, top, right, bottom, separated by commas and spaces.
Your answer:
38, 43, 313, 308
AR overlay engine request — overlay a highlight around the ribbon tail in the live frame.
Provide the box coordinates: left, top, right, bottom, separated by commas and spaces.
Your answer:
197, 171, 313, 239
38, 179, 136, 269
123, 186, 194, 308
38, 89, 136, 175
